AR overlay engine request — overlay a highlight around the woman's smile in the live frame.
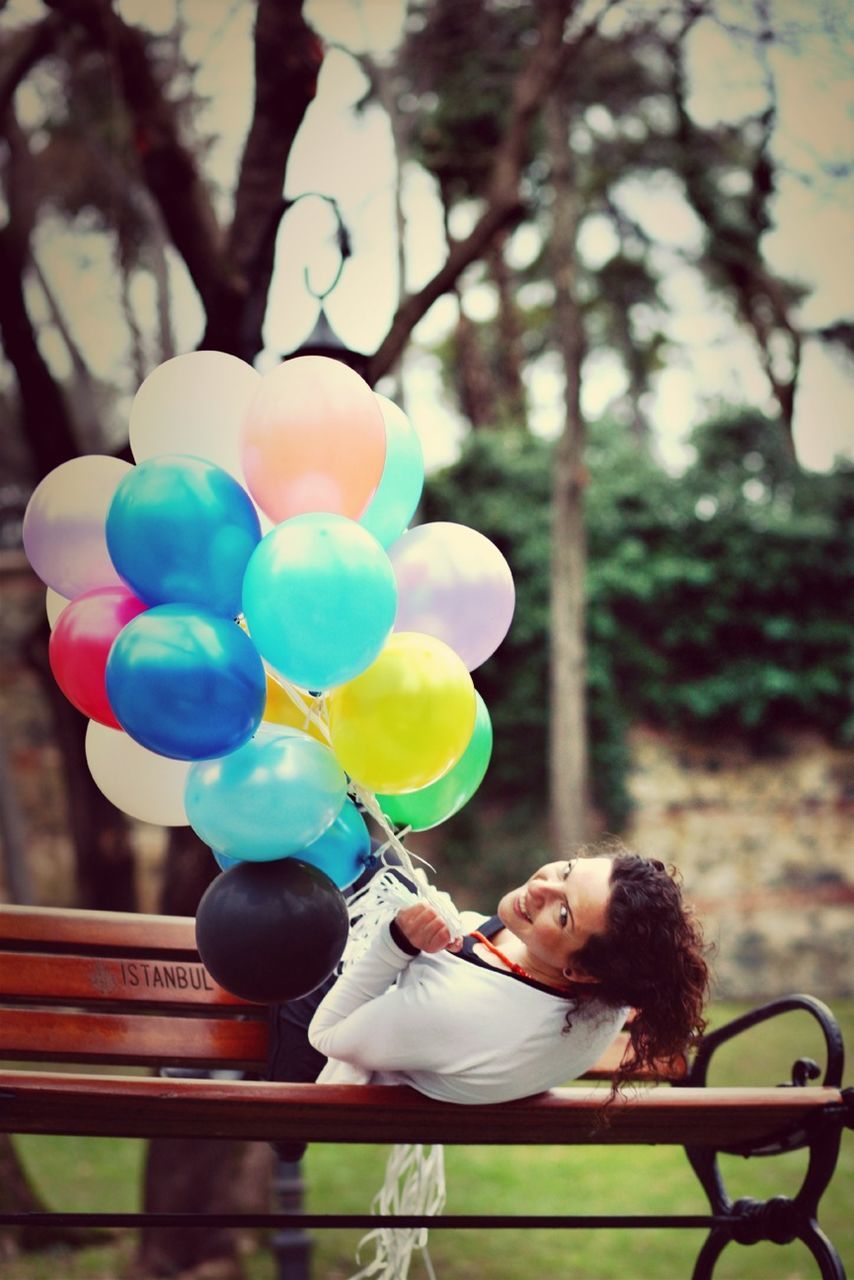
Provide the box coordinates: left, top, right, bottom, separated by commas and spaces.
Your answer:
496, 857, 616, 980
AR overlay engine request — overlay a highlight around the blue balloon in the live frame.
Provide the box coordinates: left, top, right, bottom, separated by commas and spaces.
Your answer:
105, 604, 265, 760
360, 396, 424, 548
242, 513, 397, 690
212, 849, 240, 872
106, 454, 261, 616
185, 726, 347, 862
294, 797, 371, 888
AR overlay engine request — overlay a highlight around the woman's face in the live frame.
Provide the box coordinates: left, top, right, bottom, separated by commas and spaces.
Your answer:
497, 857, 613, 981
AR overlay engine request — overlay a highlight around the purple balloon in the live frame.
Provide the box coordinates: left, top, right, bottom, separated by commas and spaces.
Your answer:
23, 456, 131, 598
389, 522, 515, 671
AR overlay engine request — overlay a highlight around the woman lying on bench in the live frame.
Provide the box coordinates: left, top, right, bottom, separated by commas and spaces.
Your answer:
268, 844, 710, 1116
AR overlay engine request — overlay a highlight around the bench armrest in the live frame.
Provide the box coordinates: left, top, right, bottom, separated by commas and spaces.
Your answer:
686, 994, 845, 1091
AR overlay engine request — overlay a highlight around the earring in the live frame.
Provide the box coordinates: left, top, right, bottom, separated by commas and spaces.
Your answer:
562, 966, 599, 986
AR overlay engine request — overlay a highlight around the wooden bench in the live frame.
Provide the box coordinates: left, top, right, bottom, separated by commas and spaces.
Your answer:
0, 902, 851, 1280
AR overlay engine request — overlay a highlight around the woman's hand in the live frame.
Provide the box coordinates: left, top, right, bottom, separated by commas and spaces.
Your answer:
395, 903, 463, 954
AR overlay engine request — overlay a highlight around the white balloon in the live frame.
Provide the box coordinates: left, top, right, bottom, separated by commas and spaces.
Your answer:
85, 720, 191, 826
130, 351, 260, 482
45, 587, 71, 630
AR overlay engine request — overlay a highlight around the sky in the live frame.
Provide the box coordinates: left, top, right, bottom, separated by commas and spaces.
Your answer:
4, 0, 853, 475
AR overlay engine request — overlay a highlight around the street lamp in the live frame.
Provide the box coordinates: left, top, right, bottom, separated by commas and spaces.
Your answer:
281, 193, 370, 381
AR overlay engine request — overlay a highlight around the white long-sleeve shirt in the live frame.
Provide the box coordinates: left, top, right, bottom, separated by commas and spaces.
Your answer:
309, 911, 627, 1104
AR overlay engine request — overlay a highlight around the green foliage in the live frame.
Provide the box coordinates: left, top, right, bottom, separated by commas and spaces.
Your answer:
402, 0, 534, 202
422, 414, 853, 845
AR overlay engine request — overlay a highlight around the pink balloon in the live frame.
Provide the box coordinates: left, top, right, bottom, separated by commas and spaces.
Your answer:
49, 586, 147, 727
389, 522, 515, 671
240, 356, 386, 522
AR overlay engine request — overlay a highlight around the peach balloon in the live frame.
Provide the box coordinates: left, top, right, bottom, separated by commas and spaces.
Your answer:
240, 356, 386, 522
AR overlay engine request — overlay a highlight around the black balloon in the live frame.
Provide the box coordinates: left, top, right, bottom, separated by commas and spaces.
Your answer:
195, 858, 349, 1003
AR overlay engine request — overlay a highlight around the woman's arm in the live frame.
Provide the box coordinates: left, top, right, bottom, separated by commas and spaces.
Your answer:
308, 907, 468, 1075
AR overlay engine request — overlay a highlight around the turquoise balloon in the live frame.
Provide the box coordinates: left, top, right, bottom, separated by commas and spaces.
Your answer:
377, 692, 493, 831
106, 454, 261, 617
185, 726, 347, 862
242, 513, 397, 690
105, 604, 265, 761
212, 797, 368, 887
359, 396, 424, 548
290, 797, 371, 888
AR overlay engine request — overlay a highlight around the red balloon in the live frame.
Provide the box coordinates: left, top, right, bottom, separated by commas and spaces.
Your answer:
49, 586, 147, 727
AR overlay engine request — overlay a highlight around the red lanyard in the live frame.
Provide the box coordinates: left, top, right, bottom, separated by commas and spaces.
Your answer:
468, 931, 539, 982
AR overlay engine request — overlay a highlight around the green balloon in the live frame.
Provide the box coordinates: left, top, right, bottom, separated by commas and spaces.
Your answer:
377, 692, 493, 831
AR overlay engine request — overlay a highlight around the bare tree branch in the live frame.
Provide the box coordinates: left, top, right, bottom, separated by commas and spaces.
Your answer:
367, 0, 581, 383
224, 0, 323, 357
669, 5, 802, 448
0, 13, 63, 121
0, 110, 80, 474
44, 0, 234, 327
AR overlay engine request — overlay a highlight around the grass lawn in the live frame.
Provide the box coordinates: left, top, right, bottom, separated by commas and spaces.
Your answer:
7, 1000, 853, 1280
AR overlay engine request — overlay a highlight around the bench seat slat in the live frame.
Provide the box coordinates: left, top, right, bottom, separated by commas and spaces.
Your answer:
0, 951, 246, 1008
0, 1071, 840, 1147
0, 1009, 267, 1070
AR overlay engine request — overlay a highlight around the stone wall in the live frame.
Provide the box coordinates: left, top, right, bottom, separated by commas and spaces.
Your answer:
625, 725, 854, 999
2, 559, 852, 997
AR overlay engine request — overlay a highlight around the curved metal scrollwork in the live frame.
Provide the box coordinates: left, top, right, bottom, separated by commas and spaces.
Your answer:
682, 995, 849, 1280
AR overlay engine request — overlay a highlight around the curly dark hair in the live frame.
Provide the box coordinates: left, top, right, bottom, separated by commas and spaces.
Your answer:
570, 848, 711, 1091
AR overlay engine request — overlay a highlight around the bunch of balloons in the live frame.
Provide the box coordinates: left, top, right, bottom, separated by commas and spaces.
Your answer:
23, 352, 515, 1001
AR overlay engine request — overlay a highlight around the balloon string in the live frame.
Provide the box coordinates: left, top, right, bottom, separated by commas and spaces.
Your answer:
260, 664, 457, 934
348, 780, 461, 939
270, 679, 424, 872
268, 670, 333, 744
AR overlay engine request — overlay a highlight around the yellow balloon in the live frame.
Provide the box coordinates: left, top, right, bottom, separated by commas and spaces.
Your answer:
327, 632, 476, 794
263, 678, 326, 743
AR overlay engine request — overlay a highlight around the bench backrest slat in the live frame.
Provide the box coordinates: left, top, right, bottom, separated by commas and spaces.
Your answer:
0, 904, 197, 954
0, 950, 246, 1008
0, 1007, 267, 1069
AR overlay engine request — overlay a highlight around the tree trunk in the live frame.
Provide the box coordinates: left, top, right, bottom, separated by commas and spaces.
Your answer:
158, 825, 217, 918
455, 308, 497, 427
134, 829, 257, 1279
0, 1133, 101, 1256
134, 1139, 273, 1280
546, 90, 590, 853
0, 1133, 46, 1258
0, 106, 138, 910
0, 225, 80, 479
0, 734, 34, 905
26, 619, 138, 911
488, 232, 527, 426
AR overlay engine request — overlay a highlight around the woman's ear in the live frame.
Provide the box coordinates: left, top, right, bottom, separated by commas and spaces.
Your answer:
562, 962, 601, 985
